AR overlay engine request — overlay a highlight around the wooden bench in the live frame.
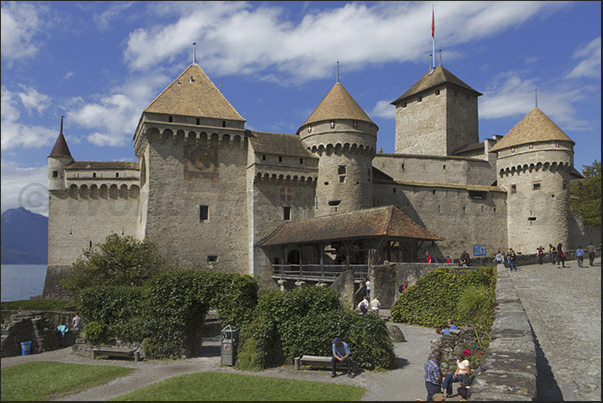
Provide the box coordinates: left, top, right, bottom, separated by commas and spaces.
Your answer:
92, 347, 141, 362
294, 355, 357, 373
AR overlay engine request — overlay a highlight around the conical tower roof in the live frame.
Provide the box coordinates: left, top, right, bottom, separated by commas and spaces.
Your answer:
391, 65, 482, 105
48, 117, 73, 159
489, 108, 574, 152
144, 64, 245, 122
299, 83, 375, 131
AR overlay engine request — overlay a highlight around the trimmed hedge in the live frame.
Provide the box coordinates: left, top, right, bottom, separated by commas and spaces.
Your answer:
237, 285, 397, 371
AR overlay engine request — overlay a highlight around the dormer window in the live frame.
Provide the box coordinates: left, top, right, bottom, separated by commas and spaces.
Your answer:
529, 143, 533, 149
168, 116, 173, 122
222, 121, 226, 127
330, 121, 335, 129
308, 125, 312, 133
555, 141, 560, 147
353, 121, 357, 129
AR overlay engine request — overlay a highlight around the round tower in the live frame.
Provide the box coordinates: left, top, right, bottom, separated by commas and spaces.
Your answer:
298, 82, 377, 216
48, 116, 74, 192
489, 108, 574, 254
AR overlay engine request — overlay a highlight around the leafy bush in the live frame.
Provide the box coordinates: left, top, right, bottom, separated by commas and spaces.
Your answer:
83, 321, 106, 345
142, 337, 161, 360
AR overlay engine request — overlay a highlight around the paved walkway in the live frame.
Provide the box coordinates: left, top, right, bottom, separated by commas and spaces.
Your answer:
508, 256, 601, 401
1, 318, 443, 401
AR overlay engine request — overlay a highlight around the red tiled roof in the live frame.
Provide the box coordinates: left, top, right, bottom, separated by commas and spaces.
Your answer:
260, 205, 443, 246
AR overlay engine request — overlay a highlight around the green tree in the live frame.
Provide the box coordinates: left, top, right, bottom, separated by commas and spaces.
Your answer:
61, 234, 168, 298
569, 160, 601, 226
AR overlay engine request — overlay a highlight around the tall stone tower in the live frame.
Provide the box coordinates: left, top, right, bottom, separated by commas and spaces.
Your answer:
489, 108, 575, 253
298, 82, 378, 216
391, 66, 481, 156
47, 117, 74, 192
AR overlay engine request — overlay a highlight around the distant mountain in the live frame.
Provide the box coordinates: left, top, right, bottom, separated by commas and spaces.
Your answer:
1, 207, 48, 264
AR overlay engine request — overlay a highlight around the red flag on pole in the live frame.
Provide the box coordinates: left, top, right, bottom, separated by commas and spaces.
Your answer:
431, 7, 435, 38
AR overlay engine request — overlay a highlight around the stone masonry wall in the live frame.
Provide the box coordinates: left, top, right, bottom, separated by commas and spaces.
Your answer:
469, 265, 538, 401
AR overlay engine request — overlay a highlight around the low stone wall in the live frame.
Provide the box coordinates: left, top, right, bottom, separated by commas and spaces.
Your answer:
469, 265, 537, 401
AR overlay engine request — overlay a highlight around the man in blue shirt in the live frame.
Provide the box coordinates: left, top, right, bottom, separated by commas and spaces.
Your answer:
331, 337, 353, 378
424, 350, 443, 400
576, 246, 584, 267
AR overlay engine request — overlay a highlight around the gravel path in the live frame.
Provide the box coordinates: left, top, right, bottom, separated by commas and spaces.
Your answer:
508, 256, 601, 401
1, 320, 442, 401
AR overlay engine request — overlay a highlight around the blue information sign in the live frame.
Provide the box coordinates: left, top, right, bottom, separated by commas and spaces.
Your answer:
473, 245, 486, 256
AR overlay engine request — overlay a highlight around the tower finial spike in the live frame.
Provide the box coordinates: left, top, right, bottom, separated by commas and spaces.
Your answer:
535, 88, 538, 109
193, 42, 197, 64
439, 47, 442, 67
60, 115, 64, 134
337, 61, 340, 83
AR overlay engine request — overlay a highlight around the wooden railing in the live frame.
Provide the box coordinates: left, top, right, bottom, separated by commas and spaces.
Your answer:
272, 264, 369, 281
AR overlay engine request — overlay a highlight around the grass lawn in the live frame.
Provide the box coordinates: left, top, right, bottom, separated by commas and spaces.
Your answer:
1, 361, 136, 401
111, 372, 367, 401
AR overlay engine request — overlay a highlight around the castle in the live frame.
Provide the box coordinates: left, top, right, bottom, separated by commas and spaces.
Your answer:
44, 58, 600, 296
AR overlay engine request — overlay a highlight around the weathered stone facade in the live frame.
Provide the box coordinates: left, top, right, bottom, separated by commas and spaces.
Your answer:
44, 61, 599, 298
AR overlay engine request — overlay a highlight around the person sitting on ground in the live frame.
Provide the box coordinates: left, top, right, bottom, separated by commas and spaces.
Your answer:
358, 296, 369, 314
71, 312, 83, 331
331, 337, 353, 378
447, 319, 457, 330
441, 352, 471, 397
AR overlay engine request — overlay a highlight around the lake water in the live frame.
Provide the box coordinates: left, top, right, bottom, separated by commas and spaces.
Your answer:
1, 265, 48, 302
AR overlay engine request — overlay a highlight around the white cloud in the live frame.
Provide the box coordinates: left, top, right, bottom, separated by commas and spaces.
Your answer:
17, 85, 51, 115
68, 73, 170, 147
479, 72, 589, 130
123, 1, 566, 84
93, 2, 135, 32
0, 160, 49, 216
1, 86, 58, 150
566, 37, 601, 79
0, 2, 44, 63
371, 100, 396, 119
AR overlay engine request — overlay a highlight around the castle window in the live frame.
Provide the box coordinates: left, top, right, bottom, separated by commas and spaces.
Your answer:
393, 188, 396, 193
511, 147, 515, 153
469, 191, 486, 199
330, 121, 335, 128
463, 206, 466, 212
353, 121, 358, 129
207, 255, 218, 263
403, 102, 407, 108
494, 208, 496, 213
511, 184, 517, 193
401, 163, 405, 170
528, 217, 537, 221
69, 227, 73, 235
338, 166, 346, 175
199, 205, 209, 221
418, 96, 422, 102
89, 241, 92, 248
533, 183, 541, 191
432, 190, 436, 195
52, 171, 58, 178
300, 158, 303, 164
339, 176, 345, 183
222, 121, 226, 127
308, 125, 312, 133
328, 200, 341, 206
436, 89, 440, 95
279, 156, 283, 162
168, 116, 173, 122
324, 182, 329, 185
443, 165, 446, 170
116, 172, 119, 178
196, 118, 200, 125
283, 206, 291, 221
93, 173, 96, 178
529, 143, 533, 149
555, 141, 560, 147
262, 154, 266, 160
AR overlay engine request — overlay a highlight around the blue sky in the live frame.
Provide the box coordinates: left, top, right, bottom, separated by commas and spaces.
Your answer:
1, 1, 601, 216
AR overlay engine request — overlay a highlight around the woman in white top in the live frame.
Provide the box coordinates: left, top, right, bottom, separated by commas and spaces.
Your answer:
365, 278, 371, 299
441, 352, 471, 397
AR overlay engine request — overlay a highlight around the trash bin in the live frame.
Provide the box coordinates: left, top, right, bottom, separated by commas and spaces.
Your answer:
220, 325, 239, 366
21, 341, 32, 355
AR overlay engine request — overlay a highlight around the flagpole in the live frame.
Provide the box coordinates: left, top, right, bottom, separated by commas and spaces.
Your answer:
431, 5, 435, 70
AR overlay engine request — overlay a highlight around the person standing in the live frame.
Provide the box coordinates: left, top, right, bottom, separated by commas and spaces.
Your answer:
557, 242, 566, 268
575, 246, 584, 268
71, 312, 83, 331
459, 251, 469, 267
587, 242, 597, 266
536, 246, 545, 264
424, 350, 443, 401
493, 250, 504, 264
331, 337, 353, 378
426, 252, 433, 263
365, 277, 371, 299
507, 248, 517, 272
549, 244, 557, 265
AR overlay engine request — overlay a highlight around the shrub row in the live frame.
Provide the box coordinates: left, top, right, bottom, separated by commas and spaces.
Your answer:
78, 269, 258, 358
236, 285, 397, 371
